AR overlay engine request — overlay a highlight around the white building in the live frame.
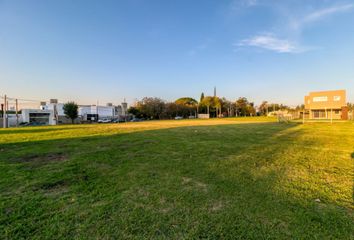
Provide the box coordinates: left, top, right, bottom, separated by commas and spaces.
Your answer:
17, 99, 128, 125
79, 105, 116, 121
21, 109, 56, 125
44, 103, 65, 116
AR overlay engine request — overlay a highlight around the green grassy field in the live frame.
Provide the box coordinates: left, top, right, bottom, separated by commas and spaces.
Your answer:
1, 117, 353, 239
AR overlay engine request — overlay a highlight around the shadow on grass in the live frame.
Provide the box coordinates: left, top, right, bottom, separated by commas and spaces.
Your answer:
0, 122, 352, 239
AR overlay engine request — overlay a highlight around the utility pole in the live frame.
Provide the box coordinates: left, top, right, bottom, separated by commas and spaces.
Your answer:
235, 103, 238, 117
302, 108, 305, 124
3, 95, 7, 128
96, 100, 99, 122
15, 99, 19, 127
54, 103, 58, 125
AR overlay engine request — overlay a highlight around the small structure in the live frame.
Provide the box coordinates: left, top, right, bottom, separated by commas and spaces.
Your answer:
79, 105, 115, 121
304, 90, 348, 120
21, 109, 55, 125
198, 114, 210, 119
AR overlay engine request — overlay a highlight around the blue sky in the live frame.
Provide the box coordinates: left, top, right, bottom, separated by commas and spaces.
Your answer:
1, 0, 353, 106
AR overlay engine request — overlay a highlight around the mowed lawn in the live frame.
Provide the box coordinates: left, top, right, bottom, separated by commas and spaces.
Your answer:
0, 117, 353, 239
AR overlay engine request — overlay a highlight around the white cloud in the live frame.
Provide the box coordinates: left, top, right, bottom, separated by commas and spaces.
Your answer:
236, 3, 354, 53
304, 3, 354, 22
238, 34, 298, 53
291, 3, 354, 29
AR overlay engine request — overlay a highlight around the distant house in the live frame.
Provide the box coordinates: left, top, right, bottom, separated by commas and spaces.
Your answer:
21, 109, 56, 125
19, 99, 128, 125
304, 90, 348, 120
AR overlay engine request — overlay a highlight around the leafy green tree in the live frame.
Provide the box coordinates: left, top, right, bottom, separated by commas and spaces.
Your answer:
235, 97, 255, 116
201, 96, 214, 115
221, 98, 233, 117
213, 97, 222, 117
175, 97, 198, 106
295, 104, 305, 110
63, 102, 78, 123
163, 102, 178, 119
175, 97, 198, 117
200, 92, 205, 103
136, 97, 166, 119
259, 101, 268, 116
128, 107, 142, 118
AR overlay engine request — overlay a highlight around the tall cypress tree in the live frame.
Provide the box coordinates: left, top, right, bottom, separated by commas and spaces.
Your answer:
200, 92, 205, 103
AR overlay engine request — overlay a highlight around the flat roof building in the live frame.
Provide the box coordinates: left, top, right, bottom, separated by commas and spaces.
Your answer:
304, 90, 348, 120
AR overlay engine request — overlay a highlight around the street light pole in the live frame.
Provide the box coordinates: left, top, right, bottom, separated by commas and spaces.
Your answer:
16, 99, 19, 127
3, 95, 7, 128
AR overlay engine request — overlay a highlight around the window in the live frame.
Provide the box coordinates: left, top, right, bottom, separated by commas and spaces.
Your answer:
313, 96, 328, 102
29, 113, 50, 125
313, 110, 326, 118
335, 110, 340, 114
333, 96, 341, 101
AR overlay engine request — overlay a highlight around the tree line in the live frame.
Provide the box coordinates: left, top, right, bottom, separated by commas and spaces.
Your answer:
128, 93, 260, 120
62, 99, 354, 122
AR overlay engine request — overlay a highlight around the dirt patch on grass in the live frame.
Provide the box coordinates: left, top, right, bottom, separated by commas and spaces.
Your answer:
210, 200, 225, 212
37, 179, 70, 197
182, 177, 192, 184
40, 179, 69, 190
36, 172, 89, 196
182, 177, 208, 193
12, 152, 68, 167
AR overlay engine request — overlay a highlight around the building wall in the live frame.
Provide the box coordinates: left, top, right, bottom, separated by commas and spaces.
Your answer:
305, 90, 346, 110
198, 114, 210, 119
21, 109, 55, 125
304, 90, 347, 120
1, 115, 24, 127
78, 105, 115, 119
309, 109, 342, 120
45, 103, 65, 116
341, 106, 348, 120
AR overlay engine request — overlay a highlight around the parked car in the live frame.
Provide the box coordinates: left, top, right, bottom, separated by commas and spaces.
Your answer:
98, 118, 111, 123
112, 119, 126, 123
20, 122, 46, 126
175, 116, 183, 120
130, 118, 143, 122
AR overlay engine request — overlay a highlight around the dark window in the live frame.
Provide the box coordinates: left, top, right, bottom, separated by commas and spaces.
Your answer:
29, 113, 50, 125
86, 114, 98, 121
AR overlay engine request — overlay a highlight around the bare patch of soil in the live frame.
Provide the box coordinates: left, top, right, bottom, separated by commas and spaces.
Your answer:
12, 152, 68, 167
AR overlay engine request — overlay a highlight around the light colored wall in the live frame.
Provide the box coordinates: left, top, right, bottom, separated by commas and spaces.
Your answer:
78, 105, 115, 119
305, 90, 346, 109
21, 109, 55, 125
198, 114, 210, 119
310, 109, 342, 120
45, 103, 65, 116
